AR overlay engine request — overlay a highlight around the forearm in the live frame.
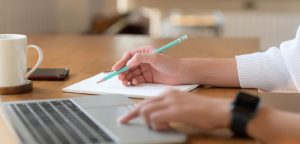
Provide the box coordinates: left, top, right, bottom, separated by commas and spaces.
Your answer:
180, 58, 240, 87
247, 107, 300, 144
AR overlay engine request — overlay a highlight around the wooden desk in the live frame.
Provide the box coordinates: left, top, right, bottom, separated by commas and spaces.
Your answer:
0, 35, 259, 144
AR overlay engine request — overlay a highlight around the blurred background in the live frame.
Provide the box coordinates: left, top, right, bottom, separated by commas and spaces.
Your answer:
1, 0, 300, 50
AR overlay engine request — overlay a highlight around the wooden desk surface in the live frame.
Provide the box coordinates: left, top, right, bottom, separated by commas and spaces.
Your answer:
0, 35, 259, 144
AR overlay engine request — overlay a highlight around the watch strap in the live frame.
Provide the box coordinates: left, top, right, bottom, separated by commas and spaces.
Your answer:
230, 110, 250, 138
230, 92, 260, 138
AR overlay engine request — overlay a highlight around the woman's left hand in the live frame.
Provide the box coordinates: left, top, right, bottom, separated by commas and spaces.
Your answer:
119, 89, 231, 131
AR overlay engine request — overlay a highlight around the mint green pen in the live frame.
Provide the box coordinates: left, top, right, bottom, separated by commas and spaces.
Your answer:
97, 35, 188, 83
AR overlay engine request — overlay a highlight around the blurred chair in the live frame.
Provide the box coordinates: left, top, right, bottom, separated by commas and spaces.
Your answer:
89, 8, 160, 36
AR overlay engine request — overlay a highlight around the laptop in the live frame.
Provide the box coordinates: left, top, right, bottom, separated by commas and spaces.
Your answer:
0, 95, 186, 144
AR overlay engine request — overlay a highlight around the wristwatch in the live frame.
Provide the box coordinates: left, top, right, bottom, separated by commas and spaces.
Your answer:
230, 92, 260, 138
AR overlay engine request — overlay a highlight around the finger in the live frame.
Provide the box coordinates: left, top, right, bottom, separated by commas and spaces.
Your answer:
122, 79, 135, 86
122, 79, 130, 86
119, 96, 165, 124
126, 53, 157, 68
120, 73, 130, 86
139, 64, 151, 72
119, 108, 140, 124
134, 95, 166, 112
119, 65, 139, 81
118, 73, 126, 81
132, 45, 155, 54
112, 52, 133, 71
131, 64, 152, 84
131, 75, 146, 85
150, 108, 176, 130
118, 65, 141, 86
113, 45, 155, 71
140, 101, 168, 127
140, 71, 153, 83
151, 122, 170, 131
125, 67, 142, 82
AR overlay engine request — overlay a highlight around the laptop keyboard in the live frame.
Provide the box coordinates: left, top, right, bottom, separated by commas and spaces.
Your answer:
10, 100, 114, 144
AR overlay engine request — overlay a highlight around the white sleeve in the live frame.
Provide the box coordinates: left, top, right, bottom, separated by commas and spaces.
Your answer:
235, 25, 300, 92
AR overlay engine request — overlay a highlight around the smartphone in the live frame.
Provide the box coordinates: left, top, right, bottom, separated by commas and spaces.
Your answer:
28, 68, 69, 81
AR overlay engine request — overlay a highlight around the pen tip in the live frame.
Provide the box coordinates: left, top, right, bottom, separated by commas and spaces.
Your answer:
96, 79, 104, 84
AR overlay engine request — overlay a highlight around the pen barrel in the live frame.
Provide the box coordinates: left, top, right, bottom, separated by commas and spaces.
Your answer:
103, 66, 129, 81
154, 35, 187, 53
154, 40, 181, 53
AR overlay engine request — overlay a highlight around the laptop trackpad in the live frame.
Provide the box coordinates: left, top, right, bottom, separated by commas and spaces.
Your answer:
85, 105, 186, 144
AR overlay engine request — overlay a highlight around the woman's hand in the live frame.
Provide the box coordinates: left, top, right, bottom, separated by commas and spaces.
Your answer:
112, 45, 239, 87
112, 45, 187, 86
119, 89, 231, 131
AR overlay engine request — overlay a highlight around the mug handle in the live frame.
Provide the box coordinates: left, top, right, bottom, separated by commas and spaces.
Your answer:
26, 45, 44, 78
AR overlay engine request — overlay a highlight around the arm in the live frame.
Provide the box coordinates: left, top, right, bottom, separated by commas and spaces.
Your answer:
248, 107, 300, 143
119, 90, 300, 144
180, 58, 239, 87
113, 26, 300, 91
113, 24, 300, 90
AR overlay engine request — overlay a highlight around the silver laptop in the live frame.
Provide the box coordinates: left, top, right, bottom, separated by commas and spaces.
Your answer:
259, 92, 300, 113
0, 95, 186, 144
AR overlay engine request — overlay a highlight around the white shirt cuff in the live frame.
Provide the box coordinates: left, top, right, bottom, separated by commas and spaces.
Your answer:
235, 48, 297, 92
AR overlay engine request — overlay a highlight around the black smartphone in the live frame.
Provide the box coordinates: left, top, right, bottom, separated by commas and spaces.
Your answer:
28, 68, 69, 81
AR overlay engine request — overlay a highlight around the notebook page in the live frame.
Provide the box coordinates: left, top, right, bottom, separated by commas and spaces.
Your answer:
63, 73, 199, 98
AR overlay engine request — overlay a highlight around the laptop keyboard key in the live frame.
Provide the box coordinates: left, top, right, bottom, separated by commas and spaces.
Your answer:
50, 101, 100, 143
63, 100, 113, 142
13, 104, 56, 144
10, 100, 114, 144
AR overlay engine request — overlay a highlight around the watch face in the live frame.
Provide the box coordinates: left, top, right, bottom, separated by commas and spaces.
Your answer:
234, 92, 260, 112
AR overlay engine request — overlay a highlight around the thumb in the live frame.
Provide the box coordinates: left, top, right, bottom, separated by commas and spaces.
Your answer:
126, 53, 157, 68
112, 52, 132, 71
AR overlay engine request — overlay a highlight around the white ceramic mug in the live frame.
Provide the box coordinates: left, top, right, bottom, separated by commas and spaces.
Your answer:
0, 34, 43, 87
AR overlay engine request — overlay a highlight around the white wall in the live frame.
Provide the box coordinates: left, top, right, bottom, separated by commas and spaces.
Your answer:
223, 11, 300, 50
126, 0, 300, 12
0, 0, 56, 34
0, 0, 97, 34
53, 0, 91, 33
91, 0, 118, 16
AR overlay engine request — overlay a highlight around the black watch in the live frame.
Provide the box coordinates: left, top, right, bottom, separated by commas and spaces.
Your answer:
230, 92, 260, 138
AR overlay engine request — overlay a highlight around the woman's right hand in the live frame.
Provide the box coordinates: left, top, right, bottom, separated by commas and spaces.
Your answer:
112, 45, 186, 86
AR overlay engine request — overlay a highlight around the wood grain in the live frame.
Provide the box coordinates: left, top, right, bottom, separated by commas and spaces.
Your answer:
0, 34, 259, 144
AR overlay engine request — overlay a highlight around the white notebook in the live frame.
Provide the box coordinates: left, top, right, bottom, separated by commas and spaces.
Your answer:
63, 73, 199, 98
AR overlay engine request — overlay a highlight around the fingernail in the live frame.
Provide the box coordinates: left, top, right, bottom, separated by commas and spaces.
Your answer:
126, 59, 133, 67
117, 117, 123, 123
132, 80, 138, 85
